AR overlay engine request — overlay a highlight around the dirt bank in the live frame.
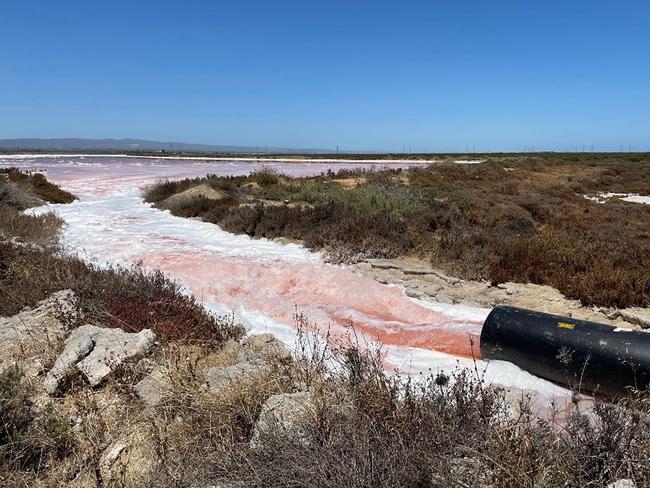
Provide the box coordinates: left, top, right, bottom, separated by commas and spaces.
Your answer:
355, 257, 650, 329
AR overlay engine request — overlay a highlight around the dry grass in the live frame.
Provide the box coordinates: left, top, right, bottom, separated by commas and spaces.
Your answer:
206, 328, 650, 488
0, 206, 63, 248
0, 366, 74, 480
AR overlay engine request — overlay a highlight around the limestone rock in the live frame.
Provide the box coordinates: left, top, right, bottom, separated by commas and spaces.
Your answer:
100, 440, 128, 474
45, 325, 157, 394
0, 289, 77, 369
101, 430, 162, 487
242, 333, 291, 362
205, 360, 266, 392
607, 480, 636, 488
134, 367, 172, 409
43, 333, 94, 394
204, 334, 291, 393
163, 184, 225, 205
604, 308, 650, 329
250, 391, 315, 446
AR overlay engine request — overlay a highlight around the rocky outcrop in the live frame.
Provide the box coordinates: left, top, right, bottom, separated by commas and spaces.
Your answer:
99, 440, 128, 478
0, 289, 77, 369
604, 308, 650, 330
250, 391, 315, 446
241, 333, 292, 362
134, 366, 172, 409
45, 324, 157, 394
97, 431, 162, 487
205, 360, 265, 391
204, 334, 291, 393
607, 480, 636, 488
356, 258, 649, 329
163, 184, 225, 205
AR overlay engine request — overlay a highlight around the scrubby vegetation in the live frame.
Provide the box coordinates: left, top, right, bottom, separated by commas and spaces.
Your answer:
0, 168, 75, 207
212, 337, 650, 488
145, 155, 650, 308
0, 244, 241, 343
2, 166, 650, 487
0, 366, 73, 476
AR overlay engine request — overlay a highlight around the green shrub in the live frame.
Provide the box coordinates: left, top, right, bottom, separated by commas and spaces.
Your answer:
249, 167, 280, 186
1, 169, 74, 205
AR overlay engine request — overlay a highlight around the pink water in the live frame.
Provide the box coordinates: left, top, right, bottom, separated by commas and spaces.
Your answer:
2, 155, 572, 401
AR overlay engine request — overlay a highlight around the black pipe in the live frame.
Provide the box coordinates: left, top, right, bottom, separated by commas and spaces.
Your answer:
480, 305, 650, 396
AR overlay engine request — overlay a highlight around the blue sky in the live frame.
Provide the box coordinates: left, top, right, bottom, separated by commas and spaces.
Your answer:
1, 0, 649, 152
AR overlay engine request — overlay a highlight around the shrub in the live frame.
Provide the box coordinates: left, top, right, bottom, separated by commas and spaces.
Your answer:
1, 169, 74, 205
249, 167, 280, 186
0, 365, 74, 473
0, 205, 63, 247
0, 245, 242, 344
163, 195, 217, 218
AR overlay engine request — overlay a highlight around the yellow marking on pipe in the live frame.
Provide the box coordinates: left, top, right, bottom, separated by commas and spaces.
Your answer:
558, 322, 575, 330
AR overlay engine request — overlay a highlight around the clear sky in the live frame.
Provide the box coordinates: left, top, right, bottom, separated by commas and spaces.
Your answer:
2, 0, 649, 152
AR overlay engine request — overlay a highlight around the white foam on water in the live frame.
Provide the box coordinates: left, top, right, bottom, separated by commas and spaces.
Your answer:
415, 299, 492, 323
0, 153, 129, 159
31, 196, 319, 265
622, 194, 650, 205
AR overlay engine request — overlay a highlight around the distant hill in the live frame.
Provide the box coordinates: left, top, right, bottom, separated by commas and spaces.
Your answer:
0, 138, 333, 154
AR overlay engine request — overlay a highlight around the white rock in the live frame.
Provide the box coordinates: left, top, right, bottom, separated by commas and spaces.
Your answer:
102, 440, 128, 469
0, 290, 77, 369
203, 333, 293, 393
250, 391, 314, 446
134, 368, 171, 409
242, 333, 292, 361
44, 334, 94, 394
99, 440, 129, 483
607, 480, 635, 488
606, 308, 650, 329
205, 360, 266, 392
45, 324, 157, 394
